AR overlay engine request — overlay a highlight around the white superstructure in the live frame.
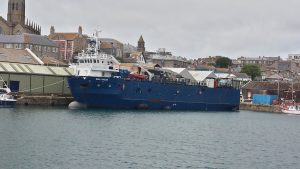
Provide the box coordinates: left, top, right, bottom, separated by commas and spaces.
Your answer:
70, 35, 120, 77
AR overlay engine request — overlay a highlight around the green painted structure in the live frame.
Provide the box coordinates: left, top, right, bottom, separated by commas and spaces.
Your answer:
0, 62, 74, 96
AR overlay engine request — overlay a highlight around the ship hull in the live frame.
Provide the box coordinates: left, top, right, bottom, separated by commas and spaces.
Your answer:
68, 76, 240, 111
0, 100, 16, 108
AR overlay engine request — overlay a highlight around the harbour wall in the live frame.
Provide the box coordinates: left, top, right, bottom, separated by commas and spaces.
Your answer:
15, 95, 282, 111
239, 103, 281, 113
17, 95, 74, 106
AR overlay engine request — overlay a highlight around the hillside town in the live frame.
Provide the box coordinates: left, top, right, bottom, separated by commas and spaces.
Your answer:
0, 0, 299, 107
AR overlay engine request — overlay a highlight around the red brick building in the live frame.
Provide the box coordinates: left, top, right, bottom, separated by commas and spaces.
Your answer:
48, 26, 88, 63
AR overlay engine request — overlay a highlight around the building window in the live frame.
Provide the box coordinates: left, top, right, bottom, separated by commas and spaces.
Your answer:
67, 41, 72, 48
4, 44, 13, 49
43, 46, 47, 52
38, 46, 42, 51
15, 44, 22, 49
12, 3, 15, 10
0, 27, 3, 34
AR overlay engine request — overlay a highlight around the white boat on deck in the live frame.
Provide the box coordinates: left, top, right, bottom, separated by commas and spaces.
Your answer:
0, 75, 17, 108
281, 104, 300, 115
0, 87, 16, 108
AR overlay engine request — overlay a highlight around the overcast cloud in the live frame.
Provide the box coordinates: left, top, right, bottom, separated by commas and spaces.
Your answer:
1, 0, 300, 59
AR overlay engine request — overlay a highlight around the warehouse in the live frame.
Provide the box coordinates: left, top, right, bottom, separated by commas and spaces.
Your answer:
0, 62, 74, 96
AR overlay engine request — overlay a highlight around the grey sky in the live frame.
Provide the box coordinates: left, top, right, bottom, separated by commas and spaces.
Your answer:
1, 0, 300, 59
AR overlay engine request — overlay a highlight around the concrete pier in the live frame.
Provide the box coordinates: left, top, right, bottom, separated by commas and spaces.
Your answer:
240, 103, 281, 113
17, 95, 74, 106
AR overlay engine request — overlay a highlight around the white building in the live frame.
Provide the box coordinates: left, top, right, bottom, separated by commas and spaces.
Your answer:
288, 54, 300, 62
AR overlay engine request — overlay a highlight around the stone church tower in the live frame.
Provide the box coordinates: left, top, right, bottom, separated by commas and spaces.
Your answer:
0, 0, 41, 35
7, 0, 26, 26
137, 35, 145, 53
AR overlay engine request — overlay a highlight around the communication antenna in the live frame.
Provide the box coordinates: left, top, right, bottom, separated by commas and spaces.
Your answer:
95, 25, 102, 38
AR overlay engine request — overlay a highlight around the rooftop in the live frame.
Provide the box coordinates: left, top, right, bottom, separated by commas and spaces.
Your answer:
0, 48, 39, 64
0, 62, 73, 76
0, 34, 58, 47
48, 32, 79, 40
242, 81, 300, 91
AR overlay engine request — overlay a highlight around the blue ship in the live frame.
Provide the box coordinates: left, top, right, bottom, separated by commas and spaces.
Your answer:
68, 35, 240, 111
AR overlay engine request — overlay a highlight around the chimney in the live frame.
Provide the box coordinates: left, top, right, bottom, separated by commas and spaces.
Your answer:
50, 26, 55, 35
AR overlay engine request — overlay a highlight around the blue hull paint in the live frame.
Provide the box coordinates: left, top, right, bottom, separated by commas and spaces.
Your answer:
68, 76, 240, 111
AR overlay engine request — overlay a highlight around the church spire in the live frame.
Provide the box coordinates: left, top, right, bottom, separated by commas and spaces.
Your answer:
138, 35, 145, 43
137, 35, 145, 53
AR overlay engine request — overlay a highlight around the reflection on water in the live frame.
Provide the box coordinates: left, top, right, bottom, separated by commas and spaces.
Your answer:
0, 106, 300, 169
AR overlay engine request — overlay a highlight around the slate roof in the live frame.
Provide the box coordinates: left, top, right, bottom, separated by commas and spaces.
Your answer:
48, 32, 79, 40
100, 42, 113, 49
266, 74, 283, 80
0, 16, 8, 25
99, 38, 123, 45
0, 34, 58, 47
232, 73, 250, 79
0, 48, 39, 64
240, 56, 280, 61
41, 57, 68, 67
195, 64, 215, 70
151, 54, 188, 62
242, 81, 300, 91
130, 52, 143, 59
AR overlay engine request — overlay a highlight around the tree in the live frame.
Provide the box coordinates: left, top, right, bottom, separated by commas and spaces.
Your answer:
241, 64, 261, 80
215, 57, 232, 68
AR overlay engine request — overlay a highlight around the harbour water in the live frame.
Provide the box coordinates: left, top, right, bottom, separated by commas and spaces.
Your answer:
0, 107, 300, 169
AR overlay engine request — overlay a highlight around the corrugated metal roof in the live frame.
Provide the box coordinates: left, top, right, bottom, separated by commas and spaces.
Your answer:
19, 64, 31, 73
29, 65, 56, 75
215, 73, 230, 79
162, 67, 186, 74
11, 64, 23, 72
0, 62, 74, 76
1, 63, 16, 72
49, 67, 71, 76
189, 71, 217, 82
0, 65, 4, 72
